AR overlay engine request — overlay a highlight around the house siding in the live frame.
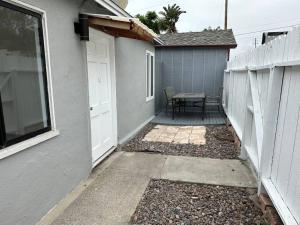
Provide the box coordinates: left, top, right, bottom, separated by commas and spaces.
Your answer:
0, 1, 94, 224
115, 38, 155, 142
155, 47, 228, 112
0, 1, 157, 224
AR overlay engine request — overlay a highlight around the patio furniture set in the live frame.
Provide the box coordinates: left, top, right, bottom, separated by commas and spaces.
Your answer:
164, 87, 223, 120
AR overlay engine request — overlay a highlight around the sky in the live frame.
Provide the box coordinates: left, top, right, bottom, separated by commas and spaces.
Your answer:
126, 0, 300, 56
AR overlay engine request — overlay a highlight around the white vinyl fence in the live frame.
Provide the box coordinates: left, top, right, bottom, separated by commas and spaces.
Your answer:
223, 27, 300, 225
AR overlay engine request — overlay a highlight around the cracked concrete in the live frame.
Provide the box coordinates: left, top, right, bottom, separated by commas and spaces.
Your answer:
38, 151, 257, 225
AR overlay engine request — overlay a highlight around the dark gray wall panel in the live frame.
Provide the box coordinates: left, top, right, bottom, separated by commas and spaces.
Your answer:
173, 49, 183, 92
193, 50, 205, 92
155, 47, 227, 111
162, 50, 173, 89
155, 51, 163, 113
182, 49, 193, 92
204, 50, 215, 95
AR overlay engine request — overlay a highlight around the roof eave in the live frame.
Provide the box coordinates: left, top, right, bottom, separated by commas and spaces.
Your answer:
94, 0, 132, 17
154, 37, 164, 45
83, 14, 157, 42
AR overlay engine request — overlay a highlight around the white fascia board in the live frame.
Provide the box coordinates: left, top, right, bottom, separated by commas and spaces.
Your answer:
154, 37, 164, 45
94, 0, 132, 17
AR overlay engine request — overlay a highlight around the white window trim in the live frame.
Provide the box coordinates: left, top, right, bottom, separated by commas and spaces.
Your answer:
0, 0, 58, 160
146, 50, 155, 102
0, 130, 59, 160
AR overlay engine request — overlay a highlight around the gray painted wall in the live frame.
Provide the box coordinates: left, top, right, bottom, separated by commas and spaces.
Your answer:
115, 38, 155, 141
0, 1, 112, 225
155, 47, 228, 112
0, 1, 156, 224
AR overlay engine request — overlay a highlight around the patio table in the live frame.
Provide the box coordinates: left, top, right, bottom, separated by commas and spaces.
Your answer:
172, 92, 206, 120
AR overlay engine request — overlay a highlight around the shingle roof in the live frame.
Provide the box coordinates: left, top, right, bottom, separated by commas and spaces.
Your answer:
157, 29, 237, 48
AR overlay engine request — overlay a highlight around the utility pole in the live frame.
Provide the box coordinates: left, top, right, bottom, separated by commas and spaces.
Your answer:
224, 0, 228, 30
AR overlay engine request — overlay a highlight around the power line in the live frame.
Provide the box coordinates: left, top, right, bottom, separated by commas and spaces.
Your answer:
235, 23, 300, 36
235, 17, 300, 31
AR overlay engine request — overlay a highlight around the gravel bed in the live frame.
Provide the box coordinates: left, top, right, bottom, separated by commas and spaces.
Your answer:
119, 123, 238, 159
131, 180, 265, 225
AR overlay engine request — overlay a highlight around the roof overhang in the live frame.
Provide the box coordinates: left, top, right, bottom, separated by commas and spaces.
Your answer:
94, 0, 131, 17
85, 14, 158, 42
154, 44, 237, 49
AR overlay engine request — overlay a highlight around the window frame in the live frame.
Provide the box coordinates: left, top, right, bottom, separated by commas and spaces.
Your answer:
145, 50, 155, 102
0, 0, 58, 159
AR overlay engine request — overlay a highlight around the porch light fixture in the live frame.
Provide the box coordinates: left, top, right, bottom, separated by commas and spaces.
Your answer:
74, 14, 89, 41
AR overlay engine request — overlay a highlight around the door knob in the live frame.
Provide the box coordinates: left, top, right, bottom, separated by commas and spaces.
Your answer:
90, 107, 93, 111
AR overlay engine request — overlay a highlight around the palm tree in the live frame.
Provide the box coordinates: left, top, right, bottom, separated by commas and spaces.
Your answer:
136, 11, 165, 34
159, 4, 186, 33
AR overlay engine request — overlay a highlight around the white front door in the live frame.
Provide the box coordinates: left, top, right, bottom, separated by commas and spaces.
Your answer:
87, 28, 117, 166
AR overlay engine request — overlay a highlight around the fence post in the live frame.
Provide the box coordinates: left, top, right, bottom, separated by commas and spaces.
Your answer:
228, 70, 233, 117
258, 66, 284, 193
249, 70, 264, 166
239, 71, 250, 160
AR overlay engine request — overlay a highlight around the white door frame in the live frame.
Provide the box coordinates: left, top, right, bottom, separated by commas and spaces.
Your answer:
85, 28, 118, 168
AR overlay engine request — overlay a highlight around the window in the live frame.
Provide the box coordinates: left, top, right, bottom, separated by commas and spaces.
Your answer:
0, 1, 51, 149
146, 51, 154, 101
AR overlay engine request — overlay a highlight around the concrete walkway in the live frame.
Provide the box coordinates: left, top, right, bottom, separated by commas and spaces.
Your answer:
39, 151, 256, 225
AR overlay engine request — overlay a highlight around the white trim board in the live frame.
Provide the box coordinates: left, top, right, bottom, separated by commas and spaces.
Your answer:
145, 50, 155, 102
0, 131, 59, 160
118, 115, 155, 145
263, 179, 298, 225
94, 0, 131, 17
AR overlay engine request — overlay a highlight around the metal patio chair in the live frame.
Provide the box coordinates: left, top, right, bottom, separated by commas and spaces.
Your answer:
205, 87, 223, 112
164, 87, 181, 113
